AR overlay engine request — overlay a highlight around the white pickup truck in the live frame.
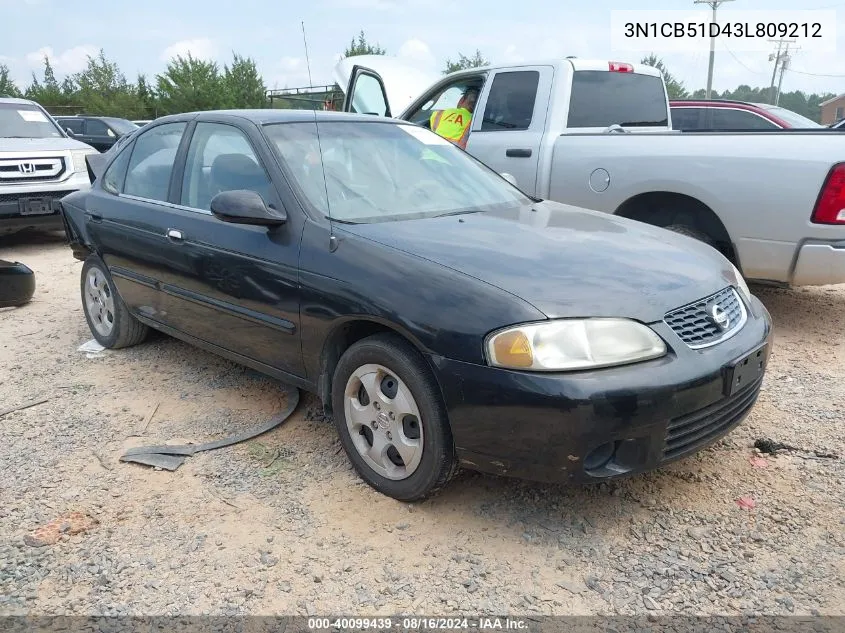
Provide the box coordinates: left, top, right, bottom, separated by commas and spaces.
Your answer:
333, 56, 845, 287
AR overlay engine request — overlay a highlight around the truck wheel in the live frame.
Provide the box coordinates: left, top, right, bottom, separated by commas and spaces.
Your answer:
331, 333, 458, 501
663, 223, 714, 246
0, 260, 36, 308
80, 255, 148, 349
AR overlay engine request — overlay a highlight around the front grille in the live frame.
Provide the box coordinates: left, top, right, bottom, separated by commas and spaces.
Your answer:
0, 157, 67, 183
664, 286, 746, 349
662, 377, 762, 462
0, 190, 77, 206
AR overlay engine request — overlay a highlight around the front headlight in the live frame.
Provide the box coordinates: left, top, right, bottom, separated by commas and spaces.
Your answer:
71, 149, 96, 173
729, 262, 752, 303
485, 318, 667, 372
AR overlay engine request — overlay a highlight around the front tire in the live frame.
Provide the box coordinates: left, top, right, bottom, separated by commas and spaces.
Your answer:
80, 255, 148, 349
331, 333, 458, 501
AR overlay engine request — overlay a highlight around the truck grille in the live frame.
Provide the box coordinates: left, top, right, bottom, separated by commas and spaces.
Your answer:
662, 377, 762, 462
664, 286, 746, 349
0, 157, 67, 183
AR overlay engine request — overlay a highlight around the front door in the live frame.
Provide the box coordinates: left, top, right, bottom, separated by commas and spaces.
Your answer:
84, 119, 117, 152
342, 65, 392, 117
153, 121, 305, 378
463, 66, 553, 197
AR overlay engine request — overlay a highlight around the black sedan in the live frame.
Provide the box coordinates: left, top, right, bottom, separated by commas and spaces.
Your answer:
59, 109, 773, 501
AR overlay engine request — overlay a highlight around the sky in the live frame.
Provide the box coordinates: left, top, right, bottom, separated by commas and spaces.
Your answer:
1, 0, 843, 99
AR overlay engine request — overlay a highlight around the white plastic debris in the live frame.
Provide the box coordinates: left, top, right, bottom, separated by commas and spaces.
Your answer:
77, 339, 107, 358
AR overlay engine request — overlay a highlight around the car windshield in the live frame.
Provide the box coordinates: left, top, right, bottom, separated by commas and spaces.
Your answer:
755, 104, 822, 128
0, 103, 64, 138
263, 120, 531, 223
108, 118, 139, 134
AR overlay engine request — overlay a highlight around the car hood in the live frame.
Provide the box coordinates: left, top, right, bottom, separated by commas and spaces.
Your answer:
338, 201, 738, 324
0, 137, 94, 152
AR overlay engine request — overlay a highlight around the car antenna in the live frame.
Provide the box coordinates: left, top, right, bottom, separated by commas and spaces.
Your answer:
301, 21, 314, 89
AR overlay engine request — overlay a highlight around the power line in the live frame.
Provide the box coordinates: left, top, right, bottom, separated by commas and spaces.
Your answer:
718, 38, 766, 75
785, 67, 845, 78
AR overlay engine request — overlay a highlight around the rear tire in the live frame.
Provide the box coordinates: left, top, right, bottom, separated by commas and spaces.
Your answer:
80, 255, 148, 349
331, 333, 458, 501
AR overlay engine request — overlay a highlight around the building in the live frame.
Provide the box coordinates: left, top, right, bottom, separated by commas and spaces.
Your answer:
820, 93, 845, 125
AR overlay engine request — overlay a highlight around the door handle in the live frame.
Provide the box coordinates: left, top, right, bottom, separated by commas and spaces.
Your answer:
166, 229, 184, 241
506, 148, 532, 158
86, 211, 102, 222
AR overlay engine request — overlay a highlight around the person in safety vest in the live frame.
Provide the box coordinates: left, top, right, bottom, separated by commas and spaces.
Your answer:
429, 86, 479, 149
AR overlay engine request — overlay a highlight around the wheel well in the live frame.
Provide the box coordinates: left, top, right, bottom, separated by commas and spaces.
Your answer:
318, 320, 414, 415
615, 192, 737, 264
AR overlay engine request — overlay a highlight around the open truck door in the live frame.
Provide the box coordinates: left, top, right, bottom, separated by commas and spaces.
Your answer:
332, 55, 439, 119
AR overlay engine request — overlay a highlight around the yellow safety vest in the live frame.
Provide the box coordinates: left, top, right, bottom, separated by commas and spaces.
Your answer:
430, 107, 472, 148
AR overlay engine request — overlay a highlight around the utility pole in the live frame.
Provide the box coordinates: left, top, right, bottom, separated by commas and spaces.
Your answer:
768, 38, 795, 104
775, 43, 798, 105
694, 0, 736, 99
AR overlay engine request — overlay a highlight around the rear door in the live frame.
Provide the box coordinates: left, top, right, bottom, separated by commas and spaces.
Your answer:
464, 67, 552, 196
83, 120, 189, 320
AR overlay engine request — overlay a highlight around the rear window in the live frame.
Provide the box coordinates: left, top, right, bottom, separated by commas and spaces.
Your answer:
567, 71, 668, 128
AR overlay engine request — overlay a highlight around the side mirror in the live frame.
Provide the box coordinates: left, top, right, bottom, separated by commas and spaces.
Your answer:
210, 190, 287, 227
500, 172, 518, 186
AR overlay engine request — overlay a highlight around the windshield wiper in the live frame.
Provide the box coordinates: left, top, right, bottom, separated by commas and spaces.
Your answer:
433, 209, 485, 218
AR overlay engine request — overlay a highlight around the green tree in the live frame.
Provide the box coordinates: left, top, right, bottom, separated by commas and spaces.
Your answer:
222, 53, 266, 109
443, 49, 488, 74
641, 54, 688, 99
343, 30, 386, 57
70, 49, 145, 118
136, 73, 157, 116
155, 53, 225, 114
0, 64, 22, 97
25, 56, 66, 107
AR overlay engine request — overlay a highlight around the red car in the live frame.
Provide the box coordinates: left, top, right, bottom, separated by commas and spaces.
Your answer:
670, 99, 823, 130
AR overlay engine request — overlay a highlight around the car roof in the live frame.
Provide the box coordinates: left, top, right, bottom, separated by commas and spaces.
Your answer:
669, 99, 762, 108
151, 109, 399, 126
0, 97, 40, 106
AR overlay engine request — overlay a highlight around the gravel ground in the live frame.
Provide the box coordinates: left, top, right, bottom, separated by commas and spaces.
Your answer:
0, 230, 843, 617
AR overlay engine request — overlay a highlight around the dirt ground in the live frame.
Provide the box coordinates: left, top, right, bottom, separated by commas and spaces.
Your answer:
1, 230, 843, 617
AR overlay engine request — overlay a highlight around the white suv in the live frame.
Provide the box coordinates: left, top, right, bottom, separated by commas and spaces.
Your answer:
0, 97, 98, 235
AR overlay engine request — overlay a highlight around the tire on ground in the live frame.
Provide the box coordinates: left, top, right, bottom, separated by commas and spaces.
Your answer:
0, 260, 36, 308
331, 332, 458, 501
80, 255, 148, 349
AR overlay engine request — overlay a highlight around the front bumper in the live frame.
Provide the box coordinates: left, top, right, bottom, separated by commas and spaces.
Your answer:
0, 175, 90, 234
791, 239, 845, 286
428, 295, 773, 485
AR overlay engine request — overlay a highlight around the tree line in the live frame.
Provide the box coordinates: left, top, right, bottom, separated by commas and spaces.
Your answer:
641, 54, 835, 123
0, 36, 835, 123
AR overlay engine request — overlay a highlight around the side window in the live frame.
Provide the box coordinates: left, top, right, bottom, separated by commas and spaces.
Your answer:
671, 107, 704, 130
836, 106, 843, 120
711, 109, 778, 130
407, 78, 485, 127
350, 72, 388, 117
480, 71, 539, 131
181, 122, 273, 212
62, 119, 85, 134
123, 122, 186, 202
101, 143, 133, 195
85, 119, 110, 136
